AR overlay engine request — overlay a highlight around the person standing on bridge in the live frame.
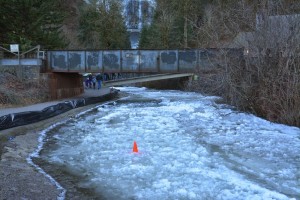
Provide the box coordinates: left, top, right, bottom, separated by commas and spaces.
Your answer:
96, 73, 103, 90
88, 74, 93, 89
92, 75, 97, 89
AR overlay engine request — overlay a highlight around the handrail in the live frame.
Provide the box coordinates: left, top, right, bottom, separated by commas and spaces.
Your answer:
0, 46, 18, 56
0, 45, 42, 57
20, 45, 40, 56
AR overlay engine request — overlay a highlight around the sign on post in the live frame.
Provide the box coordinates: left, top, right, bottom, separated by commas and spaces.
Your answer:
10, 44, 19, 53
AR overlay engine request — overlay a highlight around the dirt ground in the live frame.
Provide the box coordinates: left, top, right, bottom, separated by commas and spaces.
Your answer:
0, 104, 101, 200
0, 72, 49, 108
0, 71, 121, 199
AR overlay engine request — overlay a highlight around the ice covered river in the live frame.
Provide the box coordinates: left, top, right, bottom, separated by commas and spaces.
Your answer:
34, 87, 300, 200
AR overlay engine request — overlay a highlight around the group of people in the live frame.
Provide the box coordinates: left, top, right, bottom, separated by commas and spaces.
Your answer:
84, 74, 103, 90
84, 73, 123, 90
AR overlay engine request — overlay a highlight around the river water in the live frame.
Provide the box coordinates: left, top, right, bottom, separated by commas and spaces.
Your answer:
35, 87, 300, 200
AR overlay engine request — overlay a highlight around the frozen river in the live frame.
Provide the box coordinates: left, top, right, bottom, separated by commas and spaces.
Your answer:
34, 87, 300, 199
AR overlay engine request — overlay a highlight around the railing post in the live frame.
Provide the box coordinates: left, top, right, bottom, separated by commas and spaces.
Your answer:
67, 51, 70, 72
84, 50, 87, 73
48, 51, 51, 72
138, 49, 141, 73
157, 50, 160, 73
120, 50, 123, 73
177, 49, 180, 73
101, 50, 104, 74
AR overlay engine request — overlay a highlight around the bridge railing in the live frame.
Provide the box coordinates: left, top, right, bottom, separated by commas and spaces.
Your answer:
47, 49, 243, 73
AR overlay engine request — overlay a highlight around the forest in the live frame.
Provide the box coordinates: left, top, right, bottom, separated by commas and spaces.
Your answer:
0, 0, 300, 127
1, 0, 299, 49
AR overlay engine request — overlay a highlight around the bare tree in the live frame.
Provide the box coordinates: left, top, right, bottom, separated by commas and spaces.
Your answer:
242, 11, 300, 125
188, 1, 300, 126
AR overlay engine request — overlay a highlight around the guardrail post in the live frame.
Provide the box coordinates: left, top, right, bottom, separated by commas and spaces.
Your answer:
157, 50, 160, 73
101, 50, 104, 73
67, 51, 69, 72
177, 49, 180, 73
84, 51, 87, 72
138, 50, 141, 73
120, 50, 123, 73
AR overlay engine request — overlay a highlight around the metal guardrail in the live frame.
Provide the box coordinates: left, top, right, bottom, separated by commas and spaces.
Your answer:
0, 58, 42, 66
0, 45, 44, 66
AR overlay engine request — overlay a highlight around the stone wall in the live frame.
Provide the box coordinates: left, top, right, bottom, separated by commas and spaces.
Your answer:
0, 65, 40, 80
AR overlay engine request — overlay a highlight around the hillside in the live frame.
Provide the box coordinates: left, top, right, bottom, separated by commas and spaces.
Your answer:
0, 72, 48, 108
60, 0, 85, 49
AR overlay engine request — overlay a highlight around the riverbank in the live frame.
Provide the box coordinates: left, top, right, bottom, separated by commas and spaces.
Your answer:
0, 88, 113, 117
28, 87, 300, 199
0, 88, 123, 199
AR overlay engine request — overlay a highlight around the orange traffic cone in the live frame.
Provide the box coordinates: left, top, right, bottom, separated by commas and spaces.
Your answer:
133, 141, 138, 153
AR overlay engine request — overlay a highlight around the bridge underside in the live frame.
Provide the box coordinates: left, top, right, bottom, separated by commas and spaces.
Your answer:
44, 72, 83, 100
103, 73, 194, 87
46, 72, 193, 100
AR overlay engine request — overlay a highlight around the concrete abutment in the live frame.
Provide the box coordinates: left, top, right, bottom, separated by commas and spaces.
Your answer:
41, 72, 83, 100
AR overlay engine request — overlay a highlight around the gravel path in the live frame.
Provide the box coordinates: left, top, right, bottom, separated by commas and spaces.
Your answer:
0, 88, 111, 117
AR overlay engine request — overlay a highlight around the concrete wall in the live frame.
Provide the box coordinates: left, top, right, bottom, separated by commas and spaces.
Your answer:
0, 65, 40, 80
0, 58, 42, 80
0, 58, 42, 66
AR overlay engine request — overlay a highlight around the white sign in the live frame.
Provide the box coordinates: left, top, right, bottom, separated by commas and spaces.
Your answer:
10, 44, 19, 53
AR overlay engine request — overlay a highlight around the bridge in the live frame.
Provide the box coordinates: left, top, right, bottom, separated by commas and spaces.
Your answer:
47, 49, 200, 73
47, 49, 243, 73
1, 48, 243, 99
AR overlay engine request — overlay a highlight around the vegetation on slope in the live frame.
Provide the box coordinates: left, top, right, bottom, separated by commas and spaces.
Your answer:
0, 72, 48, 108
0, 0, 299, 127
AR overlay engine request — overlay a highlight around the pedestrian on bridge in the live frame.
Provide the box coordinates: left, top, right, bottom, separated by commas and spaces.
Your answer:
88, 74, 93, 89
96, 73, 103, 90
92, 75, 97, 89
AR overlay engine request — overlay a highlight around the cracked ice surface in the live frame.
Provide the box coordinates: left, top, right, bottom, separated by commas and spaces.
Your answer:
42, 87, 300, 200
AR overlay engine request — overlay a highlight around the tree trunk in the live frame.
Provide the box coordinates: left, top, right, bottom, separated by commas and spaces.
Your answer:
184, 15, 188, 48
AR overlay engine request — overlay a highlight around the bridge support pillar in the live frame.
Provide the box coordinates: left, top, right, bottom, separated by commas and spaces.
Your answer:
42, 72, 83, 100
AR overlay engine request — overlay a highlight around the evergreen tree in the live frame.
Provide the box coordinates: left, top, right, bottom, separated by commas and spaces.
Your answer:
139, 0, 209, 49
78, 0, 101, 48
139, 24, 160, 49
0, 0, 67, 50
139, 25, 152, 48
78, 0, 130, 49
